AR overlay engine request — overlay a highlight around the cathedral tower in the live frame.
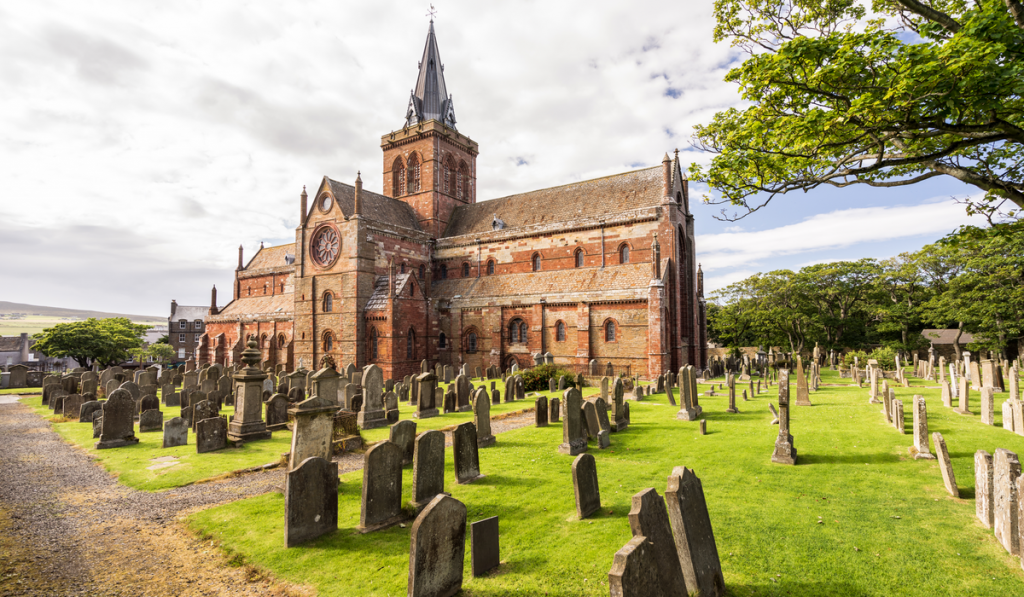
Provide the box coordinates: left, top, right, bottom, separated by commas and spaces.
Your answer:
381, 20, 478, 238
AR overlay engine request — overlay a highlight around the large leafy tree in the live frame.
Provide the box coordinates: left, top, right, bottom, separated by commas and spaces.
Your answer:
691, 0, 1024, 219
33, 318, 150, 368
797, 259, 880, 348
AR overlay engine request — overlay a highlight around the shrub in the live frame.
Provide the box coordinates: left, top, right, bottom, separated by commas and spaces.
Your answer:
521, 364, 580, 392
843, 348, 896, 370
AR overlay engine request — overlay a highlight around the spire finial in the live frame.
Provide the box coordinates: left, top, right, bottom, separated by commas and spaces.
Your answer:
674, 148, 680, 159
427, 3, 436, 21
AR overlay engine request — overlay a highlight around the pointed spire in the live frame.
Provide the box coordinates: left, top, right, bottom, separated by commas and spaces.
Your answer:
354, 172, 363, 217
697, 263, 704, 297
300, 185, 308, 224
652, 233, 661, 280
237, 244, 243, 270
210, 285, 219, 315
405, 21, 457, 129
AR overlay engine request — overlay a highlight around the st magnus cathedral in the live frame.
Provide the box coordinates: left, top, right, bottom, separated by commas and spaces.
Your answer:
198, 21, 707, 380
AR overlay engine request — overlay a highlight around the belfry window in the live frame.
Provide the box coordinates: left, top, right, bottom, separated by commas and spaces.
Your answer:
408, 153, 421, 193
393, 157, 406, 196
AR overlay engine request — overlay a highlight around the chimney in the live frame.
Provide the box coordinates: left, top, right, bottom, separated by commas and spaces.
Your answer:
237, 245, 243, 270
19, 333, 29, 363
651, 233, 661, 279
300, 185, 308, 225
210, 285, 219, 316
170, 299, 177, 318
662, 153, 671, 199
354, 172, 363, 217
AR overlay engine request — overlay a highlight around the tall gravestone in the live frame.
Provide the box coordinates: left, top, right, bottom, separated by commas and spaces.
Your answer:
976, 450, 994, 529
407, 494, 466, 597
771, 370, 796, 465
358, 364, 387, 429
909, 395, 934, 459
359, 441, 407, 532
474, 388, 495, 447
453, 422, 484, 483
288, 395, 338, 470
558, 388, 587, 456
411, 429, 446, 510
572, 453, 601, 519
285, 456, 338, 547
665, 466, 725, 597
415, 372, 439, 419
933, 432, 959, 498
993, 448, 1020, 554
628, 488, 686, 595
535, 396, 549, 427
95, 389, 139, 449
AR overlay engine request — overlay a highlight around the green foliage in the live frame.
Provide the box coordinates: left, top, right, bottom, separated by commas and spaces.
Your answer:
692, 0, 1024, 219
866, 346, 898, 370
146, 343, 176, 364
32, 317, 150, 368
156, 335, 169, 344
521, 364, 579, 392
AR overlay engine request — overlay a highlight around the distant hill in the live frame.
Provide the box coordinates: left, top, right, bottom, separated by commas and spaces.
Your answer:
0, 301, 162, 321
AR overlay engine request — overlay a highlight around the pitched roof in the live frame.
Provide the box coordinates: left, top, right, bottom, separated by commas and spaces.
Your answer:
405, 21, 456, 129
244, 244, 294, 273
207, 293, 294, 322
326, 178, 422, 232
921, 329, 977, 345
0, 336, 30, 352
169, 305, 208, 321
432, 262, 653, 307
365, 273, 413, 311
443, 166, 664, 238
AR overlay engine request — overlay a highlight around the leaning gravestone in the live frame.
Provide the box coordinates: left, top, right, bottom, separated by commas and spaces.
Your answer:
95, 389, 139, 449
665, 466, 725, 597
411, 429, 446, 510
408, 494, 467, 597
162, 417, 188, 448
607, 536, 662, 597
390, 420, 417, 466
285, 456, 338, 548
933, 432, 959, 498
453, 422, 484, 484
628, 488, 686, 594
197, 417, 227, 453
359, 441, 407, 533
139, 409, 163, 432
572, 453, 601, 519
976, 450, 994, 529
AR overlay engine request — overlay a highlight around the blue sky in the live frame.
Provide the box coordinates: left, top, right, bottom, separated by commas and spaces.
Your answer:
0, 0, 987, 316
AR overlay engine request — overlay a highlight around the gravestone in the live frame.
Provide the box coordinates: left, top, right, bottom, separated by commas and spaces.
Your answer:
285, 457, 338, 547
390, 420, 417, 466
265, 393, 289, 431
941, 381, 952, 407
79, 400, 102, 424
196, 416, 227, 453
470, 516, 500, 577
407, 494, 466, 597
550, 397, 560, 423
8, 364, 28, 388
95, 389, 139, 449
139, 409, 163, 432
384, 391, 399, 423
454, 422, 484, 483
119, 381, 141, 400
415, 372, 439, 419
62, 394, 84, 420
612, 378, 627, 431
665, 466, 725, 597
933, 432, 959, 498
572, 453, 601, 519
628, 488, 685, 595
675, 366, 697, 420
228, 339, 273, 442
162, 417, 188, 448
455, 374, 472, 412
139, 394, 160, 416
980, 387, 995, 425
993, 448, 1020, 553
608, 536, 662, 597
909, 395, 934, 459
535, 396, 548, 427
359, 441, 407, 532
558, 388, 587, 456
726, 374, 738, 414
771, 370, 796, 465
976, 450, 994, 528
411, 429, 446, 509
92, 412, 102, 438
956, 377, 971, 415
309, 366, 341, 406
474, 388, 495, 447
768, 403, 779, 425
288, 396, 338, 470
595, 398, 612, 433
191, 400, 217, 432
359, 364, 387, 429
795, 356, 812, 406
894, 399, 905, 434
583, 401, 601, 441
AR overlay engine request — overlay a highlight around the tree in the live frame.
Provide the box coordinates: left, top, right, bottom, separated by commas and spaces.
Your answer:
797, 259, 879, 348
691, 0, 1024, 220
147, 343, 176, 365
872, 252, 932, 351
33, 318, 150, 368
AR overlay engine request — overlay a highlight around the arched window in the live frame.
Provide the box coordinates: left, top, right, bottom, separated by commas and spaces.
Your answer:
459, 163, 471, 201
369, 328, 378, 360
440, 264, 448, 279
392, 157, 406, 196
260, 333, 268, 348
619, 244, 630, 264
466, 331, 478, 353
322, 331, 334, 352
556, 321, 566, 342
278, 334, 286, 348
419, 264, 425, 280
322, 292, 333, 313
462, 262, 470, 277
575, 249, 584, 268
605, 320, 617, 342
407, 329, 415, 360
487, 260, 495, 275
509, 318, 528, 344
409, 283, 414, 297
438, 332, 447, 348
408, 153, 421, 193
456, 161, 467, 200
443, 157, 454, 194
532, 253, 541, 272
401, 263, 406, 274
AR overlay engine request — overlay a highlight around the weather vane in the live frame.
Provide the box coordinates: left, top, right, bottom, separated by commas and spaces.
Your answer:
427, 4, 437, 21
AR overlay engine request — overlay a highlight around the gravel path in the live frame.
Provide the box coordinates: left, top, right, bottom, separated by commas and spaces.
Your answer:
0, 397, 539, 596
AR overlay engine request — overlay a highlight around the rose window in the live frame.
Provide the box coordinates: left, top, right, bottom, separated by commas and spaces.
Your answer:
311, 226, 340, 266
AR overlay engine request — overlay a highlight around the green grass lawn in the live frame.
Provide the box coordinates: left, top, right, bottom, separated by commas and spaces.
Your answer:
20, 396, 292, 492
186, 368, 1024, 596
0, 387, 42, 395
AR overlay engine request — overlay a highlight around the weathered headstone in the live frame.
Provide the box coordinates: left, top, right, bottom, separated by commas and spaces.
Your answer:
139, 409, 163, 432
608, 536, 663, 597
453, 422, 484, 483
411, 429, 446, 509
976, 450, 994, 529
265, 393, 289, 431
359, 364, 387, 429
162, 417, 188, 448
550, 397, 560, 423
285, 456, 338, 547
390, 419, 417, 466
62, 394, 84, 420
909, 395, 934, 459
665, 466, 725, 597
771, 370, 796, 465
993, 448, 1020, 553
535, 395, 548, 427
628, 488, 686, 595
980, 387, 995, 425
79, 400, 101, 424
933, 432, 959, 498
196, 416, 227, 453
359, 441, 407, 532
558, 388, 587, 456
288, 396, 337, 470
95, 389, 139, 449
474, 389, 495, 448
407, 494, 466, 597
572, 453, 601, 519
470, 516, 500, 578
415, 372, 439, 418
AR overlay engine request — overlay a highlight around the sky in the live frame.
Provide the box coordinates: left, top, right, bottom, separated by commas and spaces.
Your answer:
0, 0, 988, 317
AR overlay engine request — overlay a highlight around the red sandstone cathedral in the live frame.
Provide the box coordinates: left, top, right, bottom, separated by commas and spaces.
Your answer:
198, 21, 707, 380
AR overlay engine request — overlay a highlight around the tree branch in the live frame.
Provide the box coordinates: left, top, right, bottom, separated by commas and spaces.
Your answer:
893, 0, 962, 33
1007, 0, 1024, 29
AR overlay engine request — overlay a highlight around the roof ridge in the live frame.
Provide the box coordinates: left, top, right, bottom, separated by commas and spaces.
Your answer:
480, 165, 661, 203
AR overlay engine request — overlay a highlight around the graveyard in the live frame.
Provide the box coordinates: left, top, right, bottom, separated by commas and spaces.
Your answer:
5, 354, 1023, 596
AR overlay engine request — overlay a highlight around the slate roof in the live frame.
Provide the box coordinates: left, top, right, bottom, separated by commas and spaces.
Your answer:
921, 329, 976, 345
365, 274, 412, 311
432, 262, 653, 306
326, 179, 423, 232
443, 166, 665, 238
207, 293, 293, 322
244, 245, 295, 273
0, 336, 31, 352
169, 305, 208, 321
